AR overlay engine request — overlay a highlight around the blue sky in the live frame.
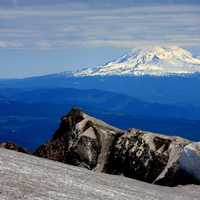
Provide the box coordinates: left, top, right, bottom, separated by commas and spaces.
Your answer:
0, 0, 200, 78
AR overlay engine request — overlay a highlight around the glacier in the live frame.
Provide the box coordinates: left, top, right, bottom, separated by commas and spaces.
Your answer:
74, 46, 200, 76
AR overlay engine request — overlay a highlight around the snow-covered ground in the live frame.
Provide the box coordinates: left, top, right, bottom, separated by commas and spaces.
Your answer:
0, 148, 200, 200
74, 46, 200, 76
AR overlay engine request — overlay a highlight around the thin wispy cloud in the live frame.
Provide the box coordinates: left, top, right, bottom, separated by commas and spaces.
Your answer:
0, 4, 199, 50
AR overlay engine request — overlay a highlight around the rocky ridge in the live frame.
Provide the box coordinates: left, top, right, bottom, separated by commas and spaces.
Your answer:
34, 108, 200, 186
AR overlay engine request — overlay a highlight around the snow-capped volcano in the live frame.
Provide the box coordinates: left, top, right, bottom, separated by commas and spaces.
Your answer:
74, 46, 200, 76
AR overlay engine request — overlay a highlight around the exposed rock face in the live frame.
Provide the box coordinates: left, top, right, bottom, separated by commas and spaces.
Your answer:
34, 108, 124, 171
0, 142, 27, 153
34, 108, 200, 186
106, 129, 197, 186
107, 129, 171, 183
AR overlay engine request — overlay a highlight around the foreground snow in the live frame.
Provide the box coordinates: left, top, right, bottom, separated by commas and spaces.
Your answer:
74, 46, 200, 76
0, 149, 199, 200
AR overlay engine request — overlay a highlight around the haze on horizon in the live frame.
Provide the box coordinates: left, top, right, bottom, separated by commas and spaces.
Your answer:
0, 0, 200, 78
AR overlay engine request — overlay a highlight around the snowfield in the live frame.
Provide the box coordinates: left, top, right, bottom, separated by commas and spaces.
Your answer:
74, 46, 200, 76
0, 148, 200, 200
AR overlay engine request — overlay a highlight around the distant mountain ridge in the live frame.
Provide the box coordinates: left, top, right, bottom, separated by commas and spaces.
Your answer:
1, 87, 200, 151
74, 46, 200, 76
1, 74, 200, 106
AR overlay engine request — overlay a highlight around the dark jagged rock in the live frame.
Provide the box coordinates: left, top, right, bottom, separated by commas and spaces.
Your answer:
34, 108, 200, 186
34, 108, 124, 171
106, 129, 197, 186
0, 142, 28, 153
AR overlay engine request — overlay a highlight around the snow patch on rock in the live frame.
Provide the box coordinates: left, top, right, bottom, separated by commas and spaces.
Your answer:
180, 142, 200, 181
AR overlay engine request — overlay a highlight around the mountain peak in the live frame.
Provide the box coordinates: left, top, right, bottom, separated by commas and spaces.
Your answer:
130, 46, 195, 62
74, 46, 200, 76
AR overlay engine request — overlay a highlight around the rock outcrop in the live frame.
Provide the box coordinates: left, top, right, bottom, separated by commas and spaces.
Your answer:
0, 142, 28, 153
107, 129, 198, 186
34, 108, 124, 171
34, 108, 200, 186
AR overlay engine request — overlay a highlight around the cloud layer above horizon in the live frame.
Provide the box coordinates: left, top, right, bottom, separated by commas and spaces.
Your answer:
0, 1, 200, 50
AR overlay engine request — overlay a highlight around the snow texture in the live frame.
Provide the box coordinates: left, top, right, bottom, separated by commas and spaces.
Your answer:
0, 148, 200, 200
74, 46, 200, 76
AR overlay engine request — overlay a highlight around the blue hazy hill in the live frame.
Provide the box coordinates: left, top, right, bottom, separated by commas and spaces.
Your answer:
0, 87, 200, 151
1, 74, 200, 106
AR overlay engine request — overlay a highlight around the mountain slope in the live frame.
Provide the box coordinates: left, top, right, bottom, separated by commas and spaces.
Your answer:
1, 74, 200, 106
2, 87, 200, 119
1, 87, 200, 151
1, 148, 200, 200
75, 46, 200, 76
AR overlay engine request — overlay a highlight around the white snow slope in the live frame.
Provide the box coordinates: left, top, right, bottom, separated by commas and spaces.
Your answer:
0, 148, 200, 200
74, 46, 200, 76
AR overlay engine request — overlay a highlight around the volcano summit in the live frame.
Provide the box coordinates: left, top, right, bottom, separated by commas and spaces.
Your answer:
74, 46, 200, 76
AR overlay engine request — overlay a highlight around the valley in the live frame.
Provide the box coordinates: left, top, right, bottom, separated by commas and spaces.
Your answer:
0, 87, 200, 151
